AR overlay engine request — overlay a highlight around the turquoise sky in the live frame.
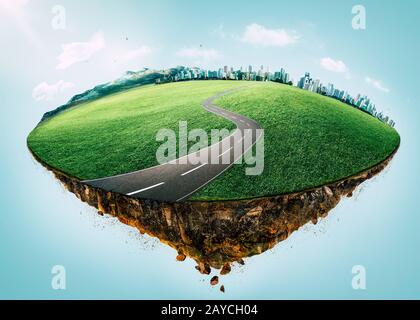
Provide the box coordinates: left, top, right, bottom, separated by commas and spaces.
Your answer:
0, 0, 419, 299
1, 0, 418, 124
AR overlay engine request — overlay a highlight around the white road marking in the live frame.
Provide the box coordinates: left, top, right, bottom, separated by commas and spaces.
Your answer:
219, 147, 233, 158
127, 182, 165, 196
176, 130, 264, 202
181, 163, 207, 176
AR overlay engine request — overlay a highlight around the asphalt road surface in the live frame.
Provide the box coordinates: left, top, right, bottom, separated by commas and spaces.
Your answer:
84, 86, 263, 202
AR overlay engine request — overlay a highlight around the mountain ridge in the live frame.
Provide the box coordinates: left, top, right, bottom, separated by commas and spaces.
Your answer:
40, 67, 187, 123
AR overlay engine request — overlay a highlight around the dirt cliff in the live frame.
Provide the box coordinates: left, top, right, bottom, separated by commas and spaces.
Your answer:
41, 150, 396, 273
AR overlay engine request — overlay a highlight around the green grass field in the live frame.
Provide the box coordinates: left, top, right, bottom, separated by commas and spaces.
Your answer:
27, 80, 400, 200
192, 83, 400, 200
27, 81, 242, 179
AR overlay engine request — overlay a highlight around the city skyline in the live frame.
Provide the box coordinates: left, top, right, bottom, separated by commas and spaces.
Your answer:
152, 64, 395, 127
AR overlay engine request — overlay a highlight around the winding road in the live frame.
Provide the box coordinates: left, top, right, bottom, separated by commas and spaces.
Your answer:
83, 87, 263, 202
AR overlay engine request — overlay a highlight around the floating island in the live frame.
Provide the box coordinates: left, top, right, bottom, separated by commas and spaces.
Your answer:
27, 73, 400, 288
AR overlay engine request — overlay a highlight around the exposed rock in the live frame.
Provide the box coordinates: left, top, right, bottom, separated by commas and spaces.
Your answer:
176, 253, 186, 262
220, 285, 225, 293
162, 207, 173, 227
246, 206, 263, 217
195, 263, 211, 275
323, 186, 334, 197
220, 263, 231, 275
210, 276, 219, 286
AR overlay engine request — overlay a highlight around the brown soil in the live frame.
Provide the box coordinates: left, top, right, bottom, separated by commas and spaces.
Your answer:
30, 147, 397, 274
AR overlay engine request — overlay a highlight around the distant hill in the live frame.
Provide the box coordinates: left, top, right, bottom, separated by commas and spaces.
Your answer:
40, 67, 186, 123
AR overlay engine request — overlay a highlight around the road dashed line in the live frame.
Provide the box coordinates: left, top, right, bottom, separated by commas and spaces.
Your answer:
219, 147, 233, 158
181, 163, 208, 176
127, 182, 165, 196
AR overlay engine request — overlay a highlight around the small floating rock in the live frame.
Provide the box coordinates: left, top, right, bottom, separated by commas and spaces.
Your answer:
210, 276, 219, 286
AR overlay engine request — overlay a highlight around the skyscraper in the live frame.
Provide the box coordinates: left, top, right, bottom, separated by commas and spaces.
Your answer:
327, 83, 334, 96
313, 79, 320, 93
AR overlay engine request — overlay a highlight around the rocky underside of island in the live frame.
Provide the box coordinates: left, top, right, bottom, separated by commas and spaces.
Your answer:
43, 150, 396, 279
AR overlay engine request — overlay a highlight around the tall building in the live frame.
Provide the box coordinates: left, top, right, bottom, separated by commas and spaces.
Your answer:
298, 77, 304, 88
313, 79, 321, 93
218, 68, 223, 79
326, 83, 334, 96
298, 72, 311, 89
302, 73, 312, 90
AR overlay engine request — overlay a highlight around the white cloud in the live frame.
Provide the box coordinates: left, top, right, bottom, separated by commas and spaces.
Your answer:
176, 47, 222, 61
320, 57, 348, 73
56, 32, 105, 70
32, 80, 74, 101
116, 46, 152, 62
241, 23, 299, 47
365, 77, 390, 93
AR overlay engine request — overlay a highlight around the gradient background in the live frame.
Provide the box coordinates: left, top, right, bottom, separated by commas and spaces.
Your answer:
0, 0, 419, 299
